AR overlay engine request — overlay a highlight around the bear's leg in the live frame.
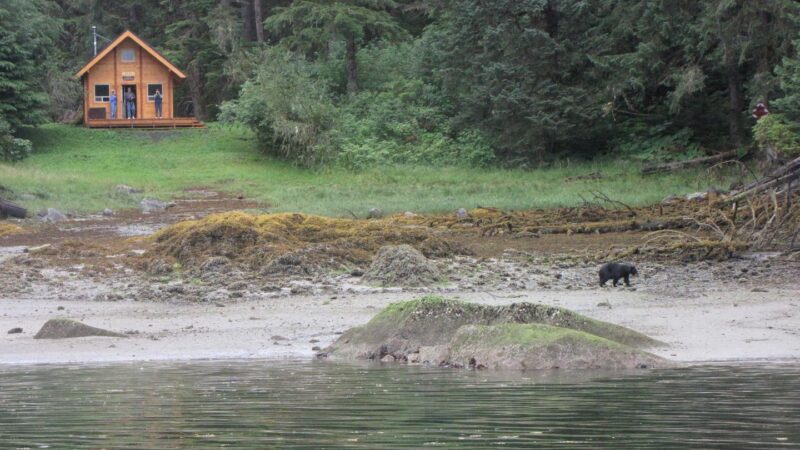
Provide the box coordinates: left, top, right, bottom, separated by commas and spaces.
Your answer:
624, 274, 630, 286
612, 278, 619, 287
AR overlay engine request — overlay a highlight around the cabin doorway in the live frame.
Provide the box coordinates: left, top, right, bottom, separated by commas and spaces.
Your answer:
122, 85, 137, 119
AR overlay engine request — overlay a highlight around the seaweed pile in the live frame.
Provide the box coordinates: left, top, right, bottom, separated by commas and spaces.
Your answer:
148, 211, 466, 275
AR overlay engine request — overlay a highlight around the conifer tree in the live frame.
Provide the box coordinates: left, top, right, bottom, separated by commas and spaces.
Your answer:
265, 0, 407, 94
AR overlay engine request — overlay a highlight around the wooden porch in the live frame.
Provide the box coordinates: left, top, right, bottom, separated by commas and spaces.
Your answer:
85, 117, 205, 129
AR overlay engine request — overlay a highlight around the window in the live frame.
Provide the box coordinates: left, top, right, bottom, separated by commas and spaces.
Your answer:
147, 84, 163, 102
122, 49, 135, 62
94, 84, 110, 102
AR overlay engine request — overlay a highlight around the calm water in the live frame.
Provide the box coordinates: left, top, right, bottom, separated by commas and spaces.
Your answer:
0, 361, 798, 449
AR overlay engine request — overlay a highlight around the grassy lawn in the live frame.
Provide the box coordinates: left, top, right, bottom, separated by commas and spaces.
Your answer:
0, 124, 741, 217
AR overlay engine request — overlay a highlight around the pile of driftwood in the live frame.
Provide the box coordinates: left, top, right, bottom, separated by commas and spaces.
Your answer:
636, 155, 799, 260
715, 155, 800, 250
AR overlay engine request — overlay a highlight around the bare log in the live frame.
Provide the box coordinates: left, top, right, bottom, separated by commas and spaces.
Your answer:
722, 169, 800, 205
640, 150, 741, 175
735, 155, 800, 193
0, 199, 27, 219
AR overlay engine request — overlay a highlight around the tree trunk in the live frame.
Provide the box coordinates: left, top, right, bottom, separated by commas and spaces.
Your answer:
726, 56, 745, 149
189, 64, 206, 120
241, 0, 256, 42
253, 0, 265, 43
345, 36, 359, 95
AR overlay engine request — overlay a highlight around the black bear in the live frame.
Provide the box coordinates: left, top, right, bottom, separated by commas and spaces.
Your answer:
599, 263, 638, 287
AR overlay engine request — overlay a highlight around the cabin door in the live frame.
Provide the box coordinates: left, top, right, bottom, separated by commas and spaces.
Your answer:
122, 85, 137, 119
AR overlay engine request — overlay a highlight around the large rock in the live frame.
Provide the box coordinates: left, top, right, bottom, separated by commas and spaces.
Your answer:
447, 324, 663, 370
38, 208, 67, 223
325, 297, 668, 370
363, 245, 441, 287
33, 319, 127, 339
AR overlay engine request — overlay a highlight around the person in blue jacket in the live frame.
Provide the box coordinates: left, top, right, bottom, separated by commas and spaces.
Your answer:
109, 89, 117, 119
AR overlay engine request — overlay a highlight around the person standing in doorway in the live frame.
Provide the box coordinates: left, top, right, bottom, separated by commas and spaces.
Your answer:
109, 89, 117, 119
125, 88, 136, 119
154, 89, 163, 118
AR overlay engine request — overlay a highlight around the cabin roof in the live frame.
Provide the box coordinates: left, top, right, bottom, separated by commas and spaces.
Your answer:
74, 30, 187, 79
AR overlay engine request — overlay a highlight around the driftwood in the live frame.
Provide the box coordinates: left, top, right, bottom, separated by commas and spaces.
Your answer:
701, 156, 800, 250
0, 199, 27, 219
640, 150, 741, 175
722, 156, 800, 205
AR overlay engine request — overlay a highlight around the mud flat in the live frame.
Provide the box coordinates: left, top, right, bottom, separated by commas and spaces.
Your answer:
1, 200, 798, 367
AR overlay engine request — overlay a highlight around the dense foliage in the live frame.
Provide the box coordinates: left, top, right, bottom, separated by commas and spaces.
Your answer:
0, 0, 58, 161
3, 0, 800, 167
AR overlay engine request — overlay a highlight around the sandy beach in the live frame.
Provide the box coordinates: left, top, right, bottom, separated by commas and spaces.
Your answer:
2, 285, 798, 366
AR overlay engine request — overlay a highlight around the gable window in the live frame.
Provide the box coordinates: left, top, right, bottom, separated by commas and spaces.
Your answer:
94, 84, 110, 102
122, 49, 135, 62
147, 84, 163, 102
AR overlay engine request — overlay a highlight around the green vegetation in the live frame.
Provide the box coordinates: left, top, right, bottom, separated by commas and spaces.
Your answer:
0, 0, 58, 161
0, 124, 741, 215
2, 1, 799, 168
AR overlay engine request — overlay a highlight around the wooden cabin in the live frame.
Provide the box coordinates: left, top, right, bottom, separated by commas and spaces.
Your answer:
74, 30, 203, 128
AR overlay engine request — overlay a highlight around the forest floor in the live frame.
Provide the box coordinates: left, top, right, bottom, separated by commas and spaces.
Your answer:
1, 190, 798, 366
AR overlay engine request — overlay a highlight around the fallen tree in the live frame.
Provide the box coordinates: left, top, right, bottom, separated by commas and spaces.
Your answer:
0, 199, 27, 219
640, 150, 741, 175
723, 155, 800, 204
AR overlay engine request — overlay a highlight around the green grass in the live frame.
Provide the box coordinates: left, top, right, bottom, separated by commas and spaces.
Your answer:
0, 123, 741, 216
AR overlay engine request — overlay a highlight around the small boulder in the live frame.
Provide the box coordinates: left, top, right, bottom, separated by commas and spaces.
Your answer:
33, 319, 127, 339
367, 208, 384, 219
115, 184, 142, 194
456, 208, 469, 220
403, 211, 417, 218
38, 208, 67, 223
7, 327, 22, 334
140, 198, 167, 213
102, 208, 114, 217
685, 191, 708, 202
363, 245, 441, 287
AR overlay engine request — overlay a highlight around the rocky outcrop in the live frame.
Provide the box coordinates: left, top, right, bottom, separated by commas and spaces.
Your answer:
325, 297, 668, 370
33, 319, 127, 339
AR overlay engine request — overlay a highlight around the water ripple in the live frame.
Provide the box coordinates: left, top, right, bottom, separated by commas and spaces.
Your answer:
0, 362, 798, 448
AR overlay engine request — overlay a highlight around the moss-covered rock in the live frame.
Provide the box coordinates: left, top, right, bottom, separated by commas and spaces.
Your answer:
33, 319, 127, 339
326, 296, 669, 370
363, 245, 442, 286
447, 324, 665, 370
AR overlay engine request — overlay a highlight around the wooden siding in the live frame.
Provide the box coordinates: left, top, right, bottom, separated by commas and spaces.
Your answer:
84, 37, 174, 120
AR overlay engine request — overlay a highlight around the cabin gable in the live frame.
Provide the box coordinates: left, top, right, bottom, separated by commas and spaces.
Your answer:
74, 30, 200, 128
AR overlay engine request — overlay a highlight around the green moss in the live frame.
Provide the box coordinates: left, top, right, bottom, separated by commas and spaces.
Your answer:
449, 323, 624, 351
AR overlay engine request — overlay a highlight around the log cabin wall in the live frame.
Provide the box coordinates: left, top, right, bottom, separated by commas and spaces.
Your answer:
84, 37, 173, 120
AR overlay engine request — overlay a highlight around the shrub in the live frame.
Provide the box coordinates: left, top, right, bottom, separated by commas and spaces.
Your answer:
0, 136, 33, 162
753, 114, 800, 159
219, 50, 337, 167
